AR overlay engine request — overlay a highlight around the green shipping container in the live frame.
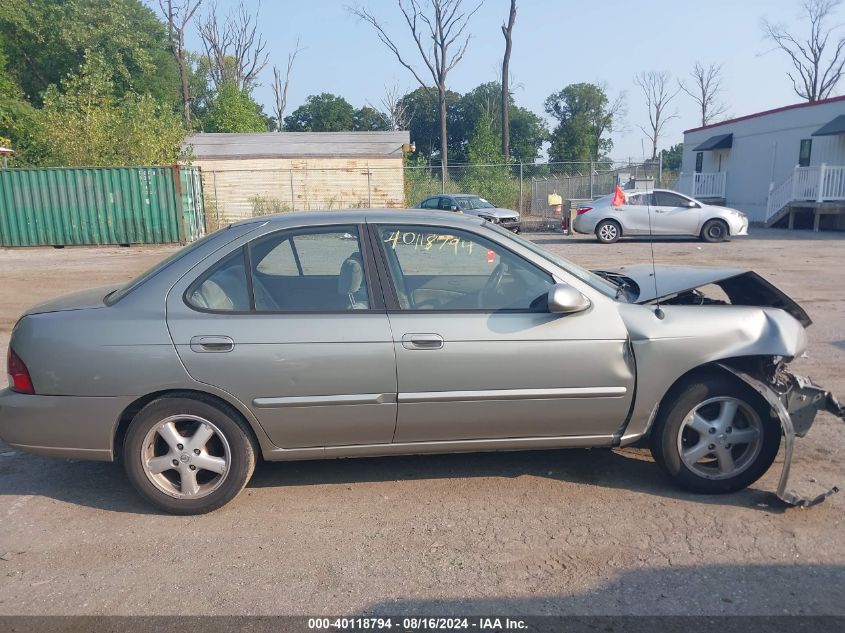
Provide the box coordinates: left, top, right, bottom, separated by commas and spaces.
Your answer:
0, 165, 205, 246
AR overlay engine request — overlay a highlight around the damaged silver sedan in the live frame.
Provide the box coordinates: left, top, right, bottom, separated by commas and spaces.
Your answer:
0, 210, 842, 514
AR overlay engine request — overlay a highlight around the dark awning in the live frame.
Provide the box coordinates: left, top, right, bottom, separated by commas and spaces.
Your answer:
692, 133, 733, 151
811, 114, 845, 136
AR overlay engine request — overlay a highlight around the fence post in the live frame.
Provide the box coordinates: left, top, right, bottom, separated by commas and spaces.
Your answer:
212, 171, 220, 229
589, 160, 594, 199
519, 161, 524, 213
817, 163, 826, 202
658, 152, 663, 188
367, 161, 372, 207
289, 171, 295, 211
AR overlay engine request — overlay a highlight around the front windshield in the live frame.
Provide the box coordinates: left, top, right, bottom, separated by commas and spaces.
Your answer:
456, 196, 495, 210
487, 223, 620, 299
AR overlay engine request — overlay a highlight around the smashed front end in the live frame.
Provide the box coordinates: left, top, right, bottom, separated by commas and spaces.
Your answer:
718, 360, 845, 507
607, 264, 845, 508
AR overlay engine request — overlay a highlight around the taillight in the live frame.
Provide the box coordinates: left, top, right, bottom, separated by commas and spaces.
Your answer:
576, 206, 593, 215
7, 348, 35, 394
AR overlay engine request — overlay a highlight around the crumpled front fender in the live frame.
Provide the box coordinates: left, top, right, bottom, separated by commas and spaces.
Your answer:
717, 363, 845, 508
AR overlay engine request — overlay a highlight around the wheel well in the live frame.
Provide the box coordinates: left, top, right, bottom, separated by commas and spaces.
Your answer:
113, 389, 261, 461
648, 358, 774, 437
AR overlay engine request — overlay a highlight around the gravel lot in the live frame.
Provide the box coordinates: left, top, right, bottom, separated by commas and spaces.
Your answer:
0, 228, 844, 616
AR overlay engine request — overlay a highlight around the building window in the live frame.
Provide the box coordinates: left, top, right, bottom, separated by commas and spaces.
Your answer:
695, 152, 703, 173
799, 139, 812, 167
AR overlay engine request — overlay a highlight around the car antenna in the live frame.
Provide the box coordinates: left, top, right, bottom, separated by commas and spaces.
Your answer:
645, 187, 665, 320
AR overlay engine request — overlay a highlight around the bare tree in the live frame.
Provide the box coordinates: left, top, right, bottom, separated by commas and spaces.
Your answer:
350, 0, 483, 183
500, 0, 516, 159
198, 1, 270, 92
634, 71, 681, 161
762, 0, 845, 101
369, 83, 414, 131
679, 61, 728, 127
157, 0, 204, 127
271, 39, 302, 131
591, 88, 626, 162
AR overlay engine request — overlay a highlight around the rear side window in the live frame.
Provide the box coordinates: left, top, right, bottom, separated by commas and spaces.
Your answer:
420, 197, 439, 209
187, 250, 250, 312
186, 227, 371, 313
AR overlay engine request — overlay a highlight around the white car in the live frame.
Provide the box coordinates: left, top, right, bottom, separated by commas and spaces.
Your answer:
572, 189, 749, 244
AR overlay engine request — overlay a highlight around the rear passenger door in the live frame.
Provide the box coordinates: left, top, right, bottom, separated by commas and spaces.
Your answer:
166, 224, 397, 450
619, 192, 654, 234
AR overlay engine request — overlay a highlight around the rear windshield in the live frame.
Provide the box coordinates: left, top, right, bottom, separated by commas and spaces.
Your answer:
104, 229, 226, 305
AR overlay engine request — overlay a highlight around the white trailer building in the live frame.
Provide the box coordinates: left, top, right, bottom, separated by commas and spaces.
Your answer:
677, 95, 845, 230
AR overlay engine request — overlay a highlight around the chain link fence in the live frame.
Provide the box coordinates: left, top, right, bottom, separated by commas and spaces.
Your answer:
200, 161, 672, 232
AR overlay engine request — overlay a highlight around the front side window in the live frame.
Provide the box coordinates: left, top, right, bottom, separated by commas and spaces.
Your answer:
378, 225, 553, 311
438, 197, 456, 211
654, 191, 689, 207
186, 226, 371, 313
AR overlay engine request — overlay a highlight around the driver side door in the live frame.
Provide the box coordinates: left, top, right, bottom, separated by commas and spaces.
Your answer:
369, 222, 635, 444
653, 191, 702, 235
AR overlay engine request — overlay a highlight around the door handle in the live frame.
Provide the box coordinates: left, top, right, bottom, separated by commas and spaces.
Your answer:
190, 335, 235, 353
401, 333, 444, 350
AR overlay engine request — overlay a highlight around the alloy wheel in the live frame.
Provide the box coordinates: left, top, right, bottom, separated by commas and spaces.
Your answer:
676, 396, 763, 480
140, 414, 231, 499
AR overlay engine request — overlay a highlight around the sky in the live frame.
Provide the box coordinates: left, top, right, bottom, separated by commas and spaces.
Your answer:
164, 0, 838, 161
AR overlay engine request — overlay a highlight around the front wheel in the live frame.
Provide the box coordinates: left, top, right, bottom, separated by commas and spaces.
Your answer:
700, 219, 729, 243
649, 373, 780, 495
123, 396, 256, 514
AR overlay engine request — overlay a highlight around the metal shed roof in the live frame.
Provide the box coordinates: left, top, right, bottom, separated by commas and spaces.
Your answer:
185, 131, 410, 160
811, 114, 845, 136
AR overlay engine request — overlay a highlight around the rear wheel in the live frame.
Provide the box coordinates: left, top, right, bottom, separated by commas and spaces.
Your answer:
595, 220, 621, 244
700, 219, 729, 243
649, 373, 780, 494
123, 396, 256, 514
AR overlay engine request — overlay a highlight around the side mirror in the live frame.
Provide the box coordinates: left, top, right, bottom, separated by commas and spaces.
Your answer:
547, 283, 591, 314
450, 205, 460, 212
686, 201, 697, 208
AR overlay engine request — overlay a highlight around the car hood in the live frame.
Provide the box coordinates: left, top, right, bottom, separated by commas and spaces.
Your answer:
23, 284, 120, 316
465, 207, 518, 219
596, 264, 811, 327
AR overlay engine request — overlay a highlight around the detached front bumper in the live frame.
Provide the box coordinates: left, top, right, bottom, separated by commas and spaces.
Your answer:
719, 365, 845, 507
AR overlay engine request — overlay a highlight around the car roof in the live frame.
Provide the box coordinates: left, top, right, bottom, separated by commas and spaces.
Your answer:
230, 208, 486, 228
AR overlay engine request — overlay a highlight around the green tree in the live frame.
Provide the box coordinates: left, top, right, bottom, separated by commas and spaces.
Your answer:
202, 80, 268, 133
660, 143, 683, 170
353, 106, 390, 131
284, 93, 355, 132
545, 83, 622, 163
0, 0, 179, 107
35, 51, 185, 166
450, 82, 547, 163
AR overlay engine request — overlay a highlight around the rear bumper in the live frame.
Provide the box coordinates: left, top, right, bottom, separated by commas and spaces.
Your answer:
0, 388, 132, 461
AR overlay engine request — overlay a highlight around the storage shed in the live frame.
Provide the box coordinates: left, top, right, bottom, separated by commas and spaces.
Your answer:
185, 131, 410, 228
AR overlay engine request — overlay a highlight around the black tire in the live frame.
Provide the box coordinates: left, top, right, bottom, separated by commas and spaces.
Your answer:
595, 220, 621, 244
123, 395, 256, 515
649, 372, 780, 495
700, 219, 729, 243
